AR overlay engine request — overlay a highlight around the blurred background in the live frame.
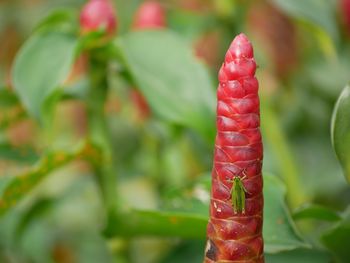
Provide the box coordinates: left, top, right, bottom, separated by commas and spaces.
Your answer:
0, 0, 350, 262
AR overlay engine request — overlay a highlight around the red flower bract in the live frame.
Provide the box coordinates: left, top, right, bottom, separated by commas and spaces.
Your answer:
204, 33, 264, 263
80, 0, 117, 35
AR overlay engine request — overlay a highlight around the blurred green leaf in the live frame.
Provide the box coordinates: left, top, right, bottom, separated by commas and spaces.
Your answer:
34, 8, 77, 33
13, 31, 77, 120
311, 26, 337, 59
0, 90, 27, 130
269, 0, 338, 41
106, 174, 307, 253
71, 232, 114, 263
62, 77, 90, 99
331, 85, 350, 183
293, 204, 341, 222
263, 174, 308, 253
0, 89, 20, 108
291, 135, 345, 201
0, 176, 14, 199
308, 54, 350, 99
15, 198, 54, 240
0, 173, 111, 262
265, 248, 331, 263
114, 0, 141, 34
261, 99, 307, 208
168, 10, 214, 41
269, 0, 337, 59
159, 240, 205, 263
0, 143, 39, 164
115, 30, 216, 141
321, 207, 350, 262
20, 220, 55, 263
0, 141, 96, 216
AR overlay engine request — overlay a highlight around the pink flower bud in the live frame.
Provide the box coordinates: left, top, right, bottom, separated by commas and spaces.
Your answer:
80, 0, 117, 35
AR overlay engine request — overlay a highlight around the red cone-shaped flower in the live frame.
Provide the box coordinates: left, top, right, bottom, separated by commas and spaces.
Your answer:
80, 0, 117, 35
133, 1, 166, 29
204, 33, 264, 263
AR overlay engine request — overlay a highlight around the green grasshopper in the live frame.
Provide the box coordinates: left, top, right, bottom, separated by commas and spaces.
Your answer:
228, 174, 248, 214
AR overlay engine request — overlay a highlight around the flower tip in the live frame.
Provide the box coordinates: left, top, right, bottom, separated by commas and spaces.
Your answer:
232, 33, 250, 45
227, 33, 253, 60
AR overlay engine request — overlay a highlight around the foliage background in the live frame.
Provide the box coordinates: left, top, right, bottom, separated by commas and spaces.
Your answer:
0, 0, 350, 262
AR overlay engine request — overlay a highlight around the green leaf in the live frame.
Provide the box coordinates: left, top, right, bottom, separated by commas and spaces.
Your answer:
159, 240, 206, 263
307, 50, 350, 99
331, 85, 350, 183
321, 207, 350, 262
106, 174, 307, 253
0, 89, 26, 130
15, 198, 54, 239
0, 89, 20, 108
13, 31, 77, 120
168, 10, 214, 41
115, 30, 216, 141
291, 134, 345, 201
0, 176, 14, 199
0, 141, 98, 216
263, 174, 308, 253
114, 0, 141, 34
0, 143, 39, 164
261, 99, 307, 208
33, 8, 77, 34
269, 0, 338, 41
265, 248, 331, 263
293, 204, 341, 222
269, 0, 337, 58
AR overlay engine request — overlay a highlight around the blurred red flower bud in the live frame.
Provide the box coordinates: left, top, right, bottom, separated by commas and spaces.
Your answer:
80, 0, 117, 35
133, 1, 166, 29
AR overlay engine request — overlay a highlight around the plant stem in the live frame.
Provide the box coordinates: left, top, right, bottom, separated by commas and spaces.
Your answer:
261, 99, 307, 209
104, 209, 207, 239
0, 140, 97, 215
87, 49, 117, 215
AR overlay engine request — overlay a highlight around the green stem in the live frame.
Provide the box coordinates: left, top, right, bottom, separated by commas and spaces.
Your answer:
0, 140, 98, 216
104, 209, 207, 239
87, 50, 117, 215
261, 99, 307, 209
